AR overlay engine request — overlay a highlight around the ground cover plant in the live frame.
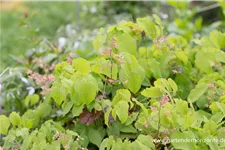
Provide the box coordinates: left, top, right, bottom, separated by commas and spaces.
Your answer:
1, 13, 225, 150
1, 1, 225, 150
1, 1, 224, 116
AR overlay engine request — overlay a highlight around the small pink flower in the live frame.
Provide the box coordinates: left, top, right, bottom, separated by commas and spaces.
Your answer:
156, 44, 161, 49
208, 83, 215, 89
162, 136, 169, 145
150, 106, 157, 111
160, 95, 169, 107
116, 55, 123, 59
67, 57, 72, 65
50, 64, 56, 70
101, 51, 110, 55
33, 57, 39, 63
120, 61, 125, 64
110, 41, 118, 48
144, 121, 149, 128
159, 36, 167, 43
107, 79, 115, 84
113, 35, 117, 40
48, 74, 55, 80
69, 52, 76, 57
41, 91, 46, 96
24, 12, 28, 18
123, 80, 128, 84
153, 39, 158, 43
164, 111, 170, 116
26, 69, 32, 75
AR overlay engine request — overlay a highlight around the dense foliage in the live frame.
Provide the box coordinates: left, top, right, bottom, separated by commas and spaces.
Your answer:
1, 1, 225, 150
1, 14, 225, 149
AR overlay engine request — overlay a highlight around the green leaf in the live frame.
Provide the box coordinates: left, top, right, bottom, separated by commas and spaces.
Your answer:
72, 58, 90, 74
112, 89, 132, 107
170, 130, 196, 150
215, 51, 225, 63
176, 50, 188, 64
188, 82, 208, 103
119, 69, 145, 93
194, 36, 215, 48
72, 74, 98, 106
114, 101, 129, 124
210, 30, 225, 48
195, 51, 214, 73
104, 107, 112, 127
203, 120, 217, 135
168, 78, 178, 95
216, 102, 225, 116
92, 58, 118, 80
9, 112, 21, 126
204, 136, 220, 150
210, 112, 224, 124
120, 125, 137, 133
49, 141, 60, 150
116, 32, 137, 56
149, 59, 162, 78
72, 104, 84, 117
62, 101, 74, 116
167, 35, 187, 48
88, 128, 103, 147
153, 14, 164, 36
0, 115, 10, 135
100, 138, 109, 150
175, 99, 188, 115
166, 1, 188, 9
137, 17, 157, 39
93, 30, 106, 51
119, 53, 145, 93
36, 103, 52, 118
141, 87, 163, 98
51, 80, 68, 106
24, 94, 40, 107
135, 134, 155, 150
132, 98, 148, 114
124, 112, 139, 126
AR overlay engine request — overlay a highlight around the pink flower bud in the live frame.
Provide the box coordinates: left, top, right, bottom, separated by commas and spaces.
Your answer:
144, 121, 149, 128
208, 83, 215, 89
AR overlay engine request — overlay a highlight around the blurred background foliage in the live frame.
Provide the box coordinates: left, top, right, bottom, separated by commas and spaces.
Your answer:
1, 1, 224, 71
0, 1, 225, 115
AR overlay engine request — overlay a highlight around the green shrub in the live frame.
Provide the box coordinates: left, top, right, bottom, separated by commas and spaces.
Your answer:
1, 14, 225, 150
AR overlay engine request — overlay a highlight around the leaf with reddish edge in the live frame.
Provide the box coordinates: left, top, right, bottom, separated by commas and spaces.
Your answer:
80, 109, 102, 125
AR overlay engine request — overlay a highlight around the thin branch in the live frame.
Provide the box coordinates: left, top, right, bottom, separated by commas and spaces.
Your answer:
196, 3, 220, 14
0, 67, 9, 78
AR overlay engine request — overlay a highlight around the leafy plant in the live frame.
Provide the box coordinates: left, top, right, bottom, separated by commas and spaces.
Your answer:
1, 11, 225, 150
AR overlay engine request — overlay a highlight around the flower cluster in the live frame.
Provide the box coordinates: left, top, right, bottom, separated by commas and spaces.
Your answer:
53, 131, 85, 150
153, 36, 167, 49
33, 57, 55, 72
26, 69, 54, 95
149, 105, 157, 111
67, 52, 76, 65
110, 35, 118, 49
101, 47, 112, 55
160, 95, 170, 107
